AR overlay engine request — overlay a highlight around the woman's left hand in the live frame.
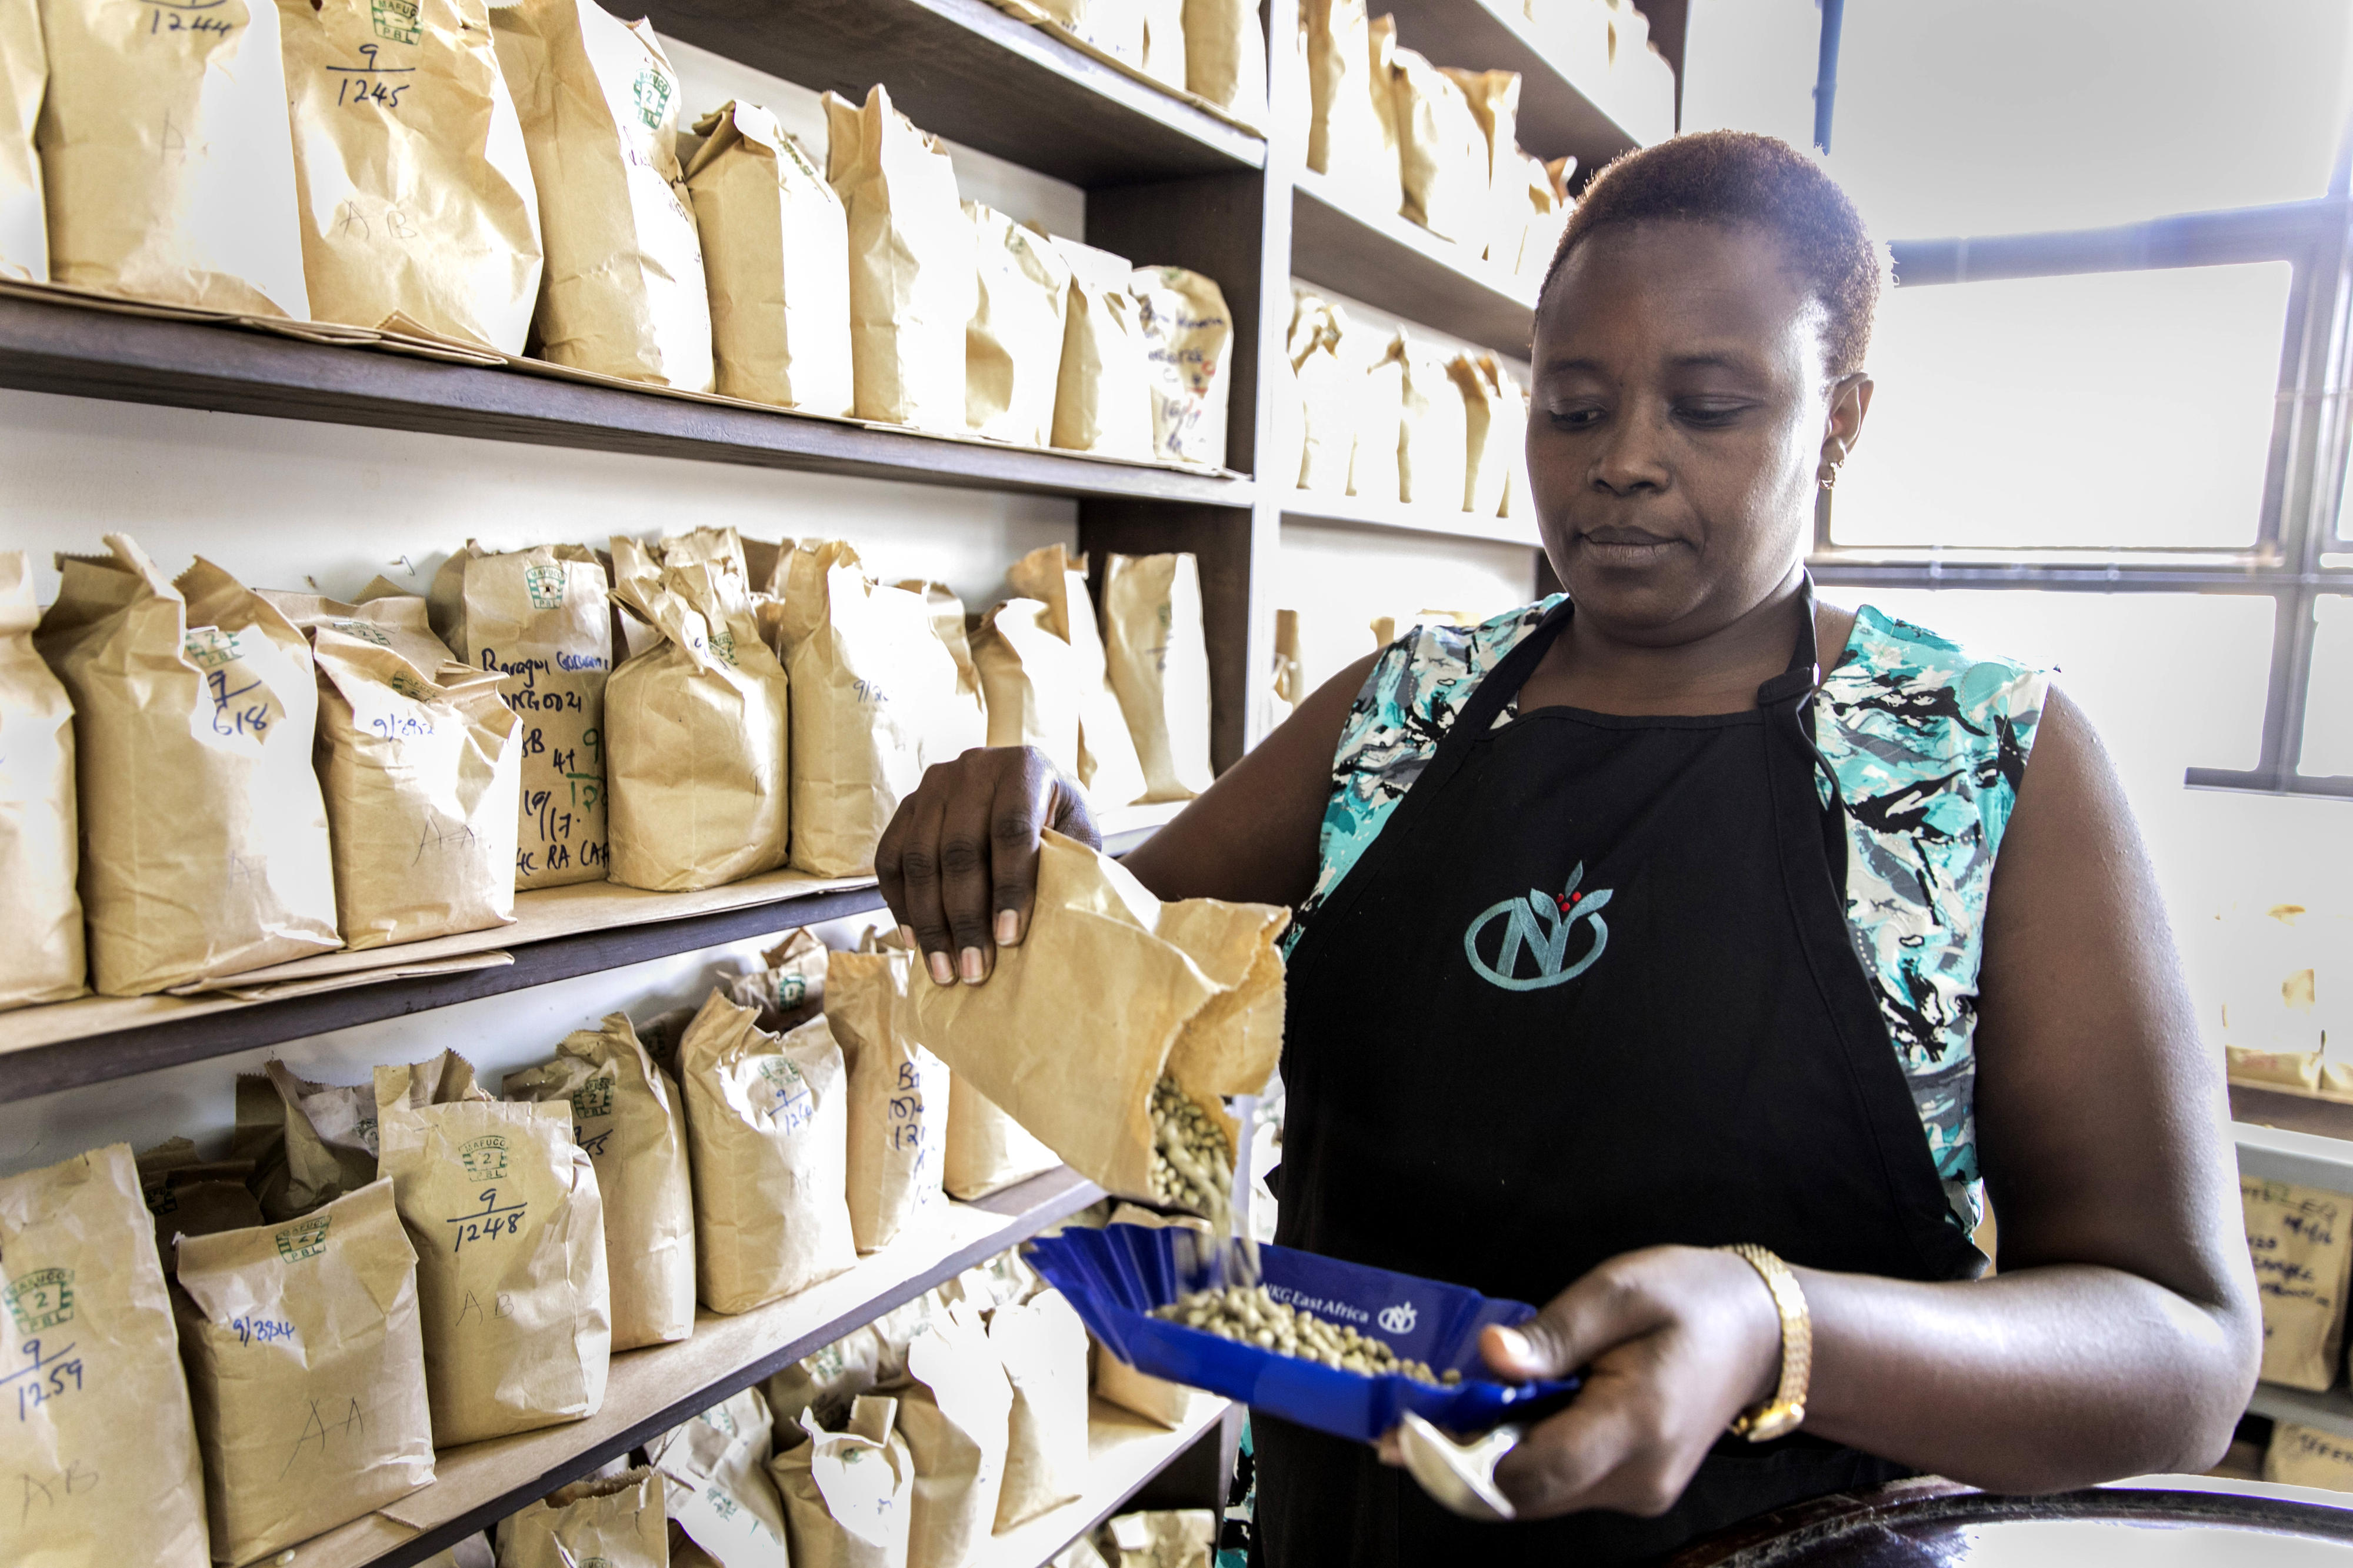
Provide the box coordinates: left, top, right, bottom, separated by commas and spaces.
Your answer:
1392, 1246, 1785, 1520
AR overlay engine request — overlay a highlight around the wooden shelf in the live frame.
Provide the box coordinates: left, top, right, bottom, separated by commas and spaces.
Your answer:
1377, 0, 1648, 172
0, 815, 1177, 1102
2236, 1121, 2353, 1195
639, 0, 1262, 186
2251, 1382, 2353, 1444
281, 1167, 1104, 1568
0, 292, 1254, 508
979, 1393, 1231, 1567
1291, 170, 1537, 358
1282, 489, 1543, 546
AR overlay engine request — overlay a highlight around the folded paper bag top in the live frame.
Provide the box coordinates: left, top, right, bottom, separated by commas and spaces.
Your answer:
901, 832, 1286, 1203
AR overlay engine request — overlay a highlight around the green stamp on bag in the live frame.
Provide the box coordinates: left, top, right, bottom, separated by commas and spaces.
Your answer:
631, 64, 672, 131
276, 1212, 332, 1263
5, 1268, 74, 1334
372, 0, 420, 44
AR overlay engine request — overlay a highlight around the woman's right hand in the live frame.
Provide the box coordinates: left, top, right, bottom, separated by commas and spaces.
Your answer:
874, 746, 1100, 989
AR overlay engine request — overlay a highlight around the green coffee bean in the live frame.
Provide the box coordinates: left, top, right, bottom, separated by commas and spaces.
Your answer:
1151, 1283, 1462, 1387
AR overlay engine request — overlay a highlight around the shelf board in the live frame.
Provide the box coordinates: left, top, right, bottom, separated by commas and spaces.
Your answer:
2251, 1382, 2353, 1443
281, 1166, 1105, 1568
978, 1393, 1232, 1568
2236, 1121, 2353, 1195
1377, 0, 1647, 172
0, 814, 1178, 1102
639, 0, 1262, 186
1282, 489, 1543, 546
0, 292, 1253, 507
1290, 170, 1536, 358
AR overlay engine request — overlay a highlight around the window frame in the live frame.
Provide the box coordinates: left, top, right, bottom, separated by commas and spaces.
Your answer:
1811, 194, 2353, 800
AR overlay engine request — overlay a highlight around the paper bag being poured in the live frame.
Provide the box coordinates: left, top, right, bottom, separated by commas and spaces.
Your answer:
0, 551, 83, 1009
492, 0, 714, 388
35, 536, 341, 996
1, 1145, 210, 1568
605, 533, 791, 890
277, 0, 543, 348
375, 1053, 611, 1444
903, 832, 1285, 1204
36, 0, 308, 314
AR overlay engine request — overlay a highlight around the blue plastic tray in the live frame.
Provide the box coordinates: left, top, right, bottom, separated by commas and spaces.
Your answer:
1027, 1223, 1578, 1443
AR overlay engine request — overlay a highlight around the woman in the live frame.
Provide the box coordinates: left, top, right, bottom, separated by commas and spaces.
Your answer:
876, 132, 2259, 1564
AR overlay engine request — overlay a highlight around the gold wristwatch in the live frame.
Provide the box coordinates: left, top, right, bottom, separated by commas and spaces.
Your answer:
1720, 1244, 1811, 1442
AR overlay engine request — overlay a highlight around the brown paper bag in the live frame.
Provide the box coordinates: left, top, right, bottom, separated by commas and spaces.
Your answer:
1184, 0, 1268, 125
1397, 336, 1468, 509
1268, 608, 1305, 724
0, 551, 83, 1009
1438, 68, 1521, 263
278, 0, 542, 349
773, 1394, 915, 1568
1130, 266, 1234, 468
0, 0, 39, 282
946, 1076, 1061, 1201
1006, 544, 1147, 809
496, 1466, 669, 1568
1386, 43, 1488, 244
679, 993, 858, 1313
1304, 0, 1397, 216
827, 943, 949, 1255
1099, 1510, 1215, 1567
135, 1137, 264, 1253
503, 1012, 696, 1349
35, 0, 307, 315
728, 927, 831, 1033
966, 201, 1072, 446
646, 1385, 792, 1567
770, 541, 968, 876
606, 533, 792, 890
2266, 1421, 2353, 1490
900, 579, 992, 763
36, 537, 341, 995
898, 1302, 1012, 1568
245, 1060, 383, 1221
261, 585, 458, 671
687, 101, 856, 415
0, 1143, 209, 1567
905, 833, 1285, 1203
972, 597, 1085, 779
1049, 236, 1156, 459
765, 1327, 884, 1437
1348, 331, 1405, 501
493, 0, 714, 388
1102, 552, 1215, 802
2244, 1175, 2353, 1390
1139, 0, 1186, 88
375, 1054, 611, 1443
175, 1179, 435, 1565
305, 626, 524, 947
1501, 371, 1534, 518
990, 1287, 1091, 1530
1288, 293, 1352, 493
824, 84, 973, 432
1454, 353, 1521, 516
428, 541, 612, 888
1514, 154, 1570, 287
1092, 1207, 1208, 1426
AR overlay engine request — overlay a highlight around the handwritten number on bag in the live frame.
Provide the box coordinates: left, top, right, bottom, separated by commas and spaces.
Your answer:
445, 1187, 529, 1252
328, 44, 414, 111
144, 0, 232, 37
3, 1337, 84, 1424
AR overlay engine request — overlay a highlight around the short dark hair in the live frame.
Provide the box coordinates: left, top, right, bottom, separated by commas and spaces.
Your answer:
1539, 131, 1881, 377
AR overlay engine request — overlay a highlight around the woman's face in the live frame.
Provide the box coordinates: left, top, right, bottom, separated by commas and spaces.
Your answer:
1528, 219, 1861, 643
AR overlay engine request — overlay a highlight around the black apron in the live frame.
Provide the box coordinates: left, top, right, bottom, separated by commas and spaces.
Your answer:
1259, 589, 1984, 1567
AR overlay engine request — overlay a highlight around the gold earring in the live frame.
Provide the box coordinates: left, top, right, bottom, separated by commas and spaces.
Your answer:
1817, 459, 1842, 491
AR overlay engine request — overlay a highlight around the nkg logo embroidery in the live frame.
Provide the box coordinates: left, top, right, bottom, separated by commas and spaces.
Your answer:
1377, 1302, 1418, 1336
1464, 862, 1615, 992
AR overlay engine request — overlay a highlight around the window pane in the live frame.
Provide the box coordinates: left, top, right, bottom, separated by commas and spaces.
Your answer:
1829, 263, 2289, 550
2301, 595, 2353, 778
1828, 1, 2352, 238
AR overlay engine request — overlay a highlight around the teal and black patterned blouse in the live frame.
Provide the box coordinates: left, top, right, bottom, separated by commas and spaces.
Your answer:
1289, 597, 2051, 1235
